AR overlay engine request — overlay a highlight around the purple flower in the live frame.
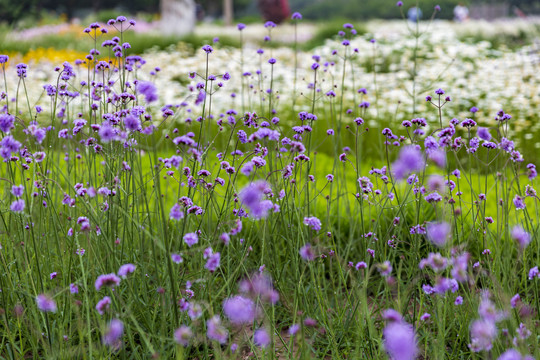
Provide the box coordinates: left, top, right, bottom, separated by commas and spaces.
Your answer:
451, 252, 470, 282
299, 243, 315, 261
205, 252, 221, 272
303, 216, 322, 231
50, 272, 57, 280
383, 309, 403, 322
174, 325, 193, 346
254, 328, 270, 348
393, 146, 424, 180
513, 195, 526, 210
511, 226, 531, 250
377, 261, 392, 277
202, 45, 213, 54
10, 199, 25, 212
183, 232, 198, 247
455, 296, 463, 305
510, 294, 520, 308
118, 263, 136, 278
239, 181, 271, 219
426, 221, 451, 247
95, 273, 121, 290
292, 12, 303, 19
0, 114, 14, 133
419, 252, 448, 272
207, 315, 228, 344
123, 115, 141, 132
70, 283, 79, 294
420, 313, 431, 321
170, 203, 184, 220
195, 89, 206, 105
237, 23, 246, 31
0, 55, 9, 64
424, 192, 443, 203
223, 296, 256, 324
16, 63, 27, 78
238, 273, 279, 304
469, 319, 497, 352
396, 1, 403, 6
528, 266, 539, 280
498, 349, 522, 360
36, 294, 57, 313
98, 123, 116, 142
137, 81, 158, 103
289, 324, 300, 335
171, 253, 183, 264
102, 319, 123, 348
96, 296, 112, 315
477, 127, 491, 141
383, 321, 418, 360
11, 185, 24, 197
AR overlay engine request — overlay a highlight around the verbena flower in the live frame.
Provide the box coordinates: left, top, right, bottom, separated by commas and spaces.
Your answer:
223, 295, 257, 324
96, 296, 112, 315
171, 253, 183, 264
383, 319, 418, 360
254, 328, 270, 348
102, 319, 123, 348
207, 315, 228, 344
183, 232, 198, 247
469, 319, 497, 352
205, 252, 220, 272
239, 181, 272, 219
95, 273, 121, 290
303, 216, 321, 231
393, 146, 424, 180
0, 114, 14, 133
136, 81, 158, 103
118, 263, 136, 278
513, 195, 525, 210
426, 221, 451, 247
511, 226, 531, 250
36, 294, 57, 313
10, 199, 25, 212
174, 325, 193, 346
299, 243, 315, 261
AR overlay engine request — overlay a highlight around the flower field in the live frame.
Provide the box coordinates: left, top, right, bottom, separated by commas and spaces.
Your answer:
0, 9, 539, 360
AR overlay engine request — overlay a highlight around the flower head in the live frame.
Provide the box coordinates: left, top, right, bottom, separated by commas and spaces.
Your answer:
393, 146, 424, 180
137, 81, 158, 103
511, 226, 531, 250
207, 315, 228, 344
426, 221, 451, 247
102, 319, 123, 348
223, 296, 257, 324
174, 325, 193, 346
95, 273, 121, 290
254, 328, 270, 348
303, 216, 322, 231
383, 320, 418, 360
36, 294, 57, 313
118, 263, 136, 278
96, 296, 112, 315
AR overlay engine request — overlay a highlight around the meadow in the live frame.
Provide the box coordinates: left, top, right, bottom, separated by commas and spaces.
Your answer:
0, 7, 539, 360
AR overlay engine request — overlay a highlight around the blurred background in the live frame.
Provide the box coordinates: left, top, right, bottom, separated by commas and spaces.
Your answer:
0, 0, 538, 27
